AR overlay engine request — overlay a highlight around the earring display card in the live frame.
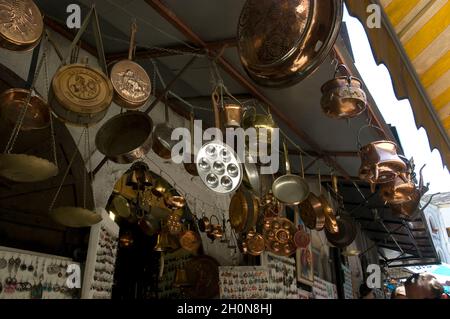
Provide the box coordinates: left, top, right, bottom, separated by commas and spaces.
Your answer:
0, 246, 79, 299
260, 252, 298, 299
312, 276, 338, 299
219, 266, 269, 299
81, 209, 119, 299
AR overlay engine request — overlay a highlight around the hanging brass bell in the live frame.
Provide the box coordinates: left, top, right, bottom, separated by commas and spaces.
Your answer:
173, 268, 191, 288
153, 231, 171, 252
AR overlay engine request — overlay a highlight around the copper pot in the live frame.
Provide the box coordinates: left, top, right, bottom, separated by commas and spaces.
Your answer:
197, 213, 210, 233
321, 64, 367, 119
95, 111, 153, 164
208, 215, 224, 239
49, 62, 113, 127
237, 0, 343, 88
223, 103, 243, 128
299, 192, 325, 231
164, 193, 186, 210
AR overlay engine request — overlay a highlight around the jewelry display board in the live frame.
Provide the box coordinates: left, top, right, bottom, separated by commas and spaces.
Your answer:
342, 264, 354, 299
157, 249, 193, 299
81, 209, 119, 299
218, 266, 269, 299
312, 276, 338, 299
0, 246, 79, 299
261, 252, 297, 299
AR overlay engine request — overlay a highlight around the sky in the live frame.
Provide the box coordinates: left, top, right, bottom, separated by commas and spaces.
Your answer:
342, 7, 450, 195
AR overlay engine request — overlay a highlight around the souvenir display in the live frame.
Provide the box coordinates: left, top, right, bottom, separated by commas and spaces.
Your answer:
261, 252, 297, 299
312, 276, 338, 299
219, 266, 269, 299
81, 210, 119, 299
342, 264, 354, 299
0, 247, 79, 299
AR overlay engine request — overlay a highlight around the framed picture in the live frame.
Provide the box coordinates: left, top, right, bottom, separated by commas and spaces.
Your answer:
295, 209, 314, 286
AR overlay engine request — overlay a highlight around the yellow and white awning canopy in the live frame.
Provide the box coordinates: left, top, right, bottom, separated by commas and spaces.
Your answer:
346, 0, 450, 168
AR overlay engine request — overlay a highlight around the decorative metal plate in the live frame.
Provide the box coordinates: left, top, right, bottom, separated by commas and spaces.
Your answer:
262, 217, 296, 256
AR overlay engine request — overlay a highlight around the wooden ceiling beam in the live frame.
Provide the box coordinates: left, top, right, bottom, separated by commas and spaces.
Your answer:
145, 0, 354, 181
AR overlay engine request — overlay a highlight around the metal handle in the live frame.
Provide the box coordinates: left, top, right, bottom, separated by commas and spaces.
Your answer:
128, 21, 137, 61
283, 140, 290, 174
356, 124, 386, 149
299, 153, 304, 179
211, 88, 222, 130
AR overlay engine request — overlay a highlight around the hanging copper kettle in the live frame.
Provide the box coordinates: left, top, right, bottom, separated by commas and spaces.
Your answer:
357, 125, 406, 187
321, 64, 367, 119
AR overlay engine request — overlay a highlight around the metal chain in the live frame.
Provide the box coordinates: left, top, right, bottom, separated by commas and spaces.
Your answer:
43, 38, 58, 170
48, 129, 86, 212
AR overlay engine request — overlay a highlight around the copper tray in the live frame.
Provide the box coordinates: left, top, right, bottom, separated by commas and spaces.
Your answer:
238, 0, 343, 87
0, 88, 50, 130
184, 255, 220, 299
179, 230, 201, 254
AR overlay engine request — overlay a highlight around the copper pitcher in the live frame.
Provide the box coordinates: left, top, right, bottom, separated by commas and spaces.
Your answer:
223, 103, 243, 128
321, 64, 367, 119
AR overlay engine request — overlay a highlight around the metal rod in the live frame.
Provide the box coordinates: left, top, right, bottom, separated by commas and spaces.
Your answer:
144, 56, 197, 114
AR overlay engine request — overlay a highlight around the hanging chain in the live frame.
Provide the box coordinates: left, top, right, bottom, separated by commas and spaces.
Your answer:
48, 129, 86, 212
43, 37, 59, 170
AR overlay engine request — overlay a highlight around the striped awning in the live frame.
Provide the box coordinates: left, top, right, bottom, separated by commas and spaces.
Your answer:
346, 0, 450, 168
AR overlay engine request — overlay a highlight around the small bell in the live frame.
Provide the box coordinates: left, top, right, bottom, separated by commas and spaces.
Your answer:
173, 268, 191, 288
154, 231, 171, 252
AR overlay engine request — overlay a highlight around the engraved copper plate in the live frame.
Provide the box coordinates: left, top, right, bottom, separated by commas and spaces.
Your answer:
262, 217, 296, 256
110, 60, 151, 105
238, 0, 312, 69
180, 230, 201, 253
247, 233, 265, 256
0, 0, 43, 46
51, 64, 113, 114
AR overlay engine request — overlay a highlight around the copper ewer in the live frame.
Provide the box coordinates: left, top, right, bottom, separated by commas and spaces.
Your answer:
321, 64, 367, 119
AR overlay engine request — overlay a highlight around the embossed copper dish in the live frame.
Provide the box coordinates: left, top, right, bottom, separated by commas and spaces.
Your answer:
263, 217, 296, 256
49, 62, 113, 126
237, 0, 343, 87
179, 229, 201, 253
110, 23, 151, 109
0, 88, 49, 130
0, 0, 44, 51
